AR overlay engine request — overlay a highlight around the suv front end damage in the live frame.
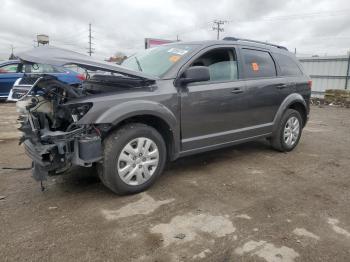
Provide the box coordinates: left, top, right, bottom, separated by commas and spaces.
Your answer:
21, 120, 102, 181
17, 76, 102, 181
15, 46, 157, 184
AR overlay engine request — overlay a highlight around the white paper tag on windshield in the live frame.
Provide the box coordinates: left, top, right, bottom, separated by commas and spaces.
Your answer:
167, 48, 188, 56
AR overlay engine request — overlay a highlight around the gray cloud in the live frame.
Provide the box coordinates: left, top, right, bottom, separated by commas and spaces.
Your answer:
0, 0, 350, 60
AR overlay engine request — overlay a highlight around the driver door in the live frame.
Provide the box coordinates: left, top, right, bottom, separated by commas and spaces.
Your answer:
0, 63, 23, 97
180, 46, 249, 152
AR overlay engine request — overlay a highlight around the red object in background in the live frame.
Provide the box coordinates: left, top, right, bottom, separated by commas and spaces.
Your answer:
308, 80, 312, 89
76, 74, 86, 81
145, 38, 176, 49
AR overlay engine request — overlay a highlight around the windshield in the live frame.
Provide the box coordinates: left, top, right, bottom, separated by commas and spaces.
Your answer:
122, 44, 199, 77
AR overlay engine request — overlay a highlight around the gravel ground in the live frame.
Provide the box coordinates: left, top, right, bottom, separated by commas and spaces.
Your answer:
0, 103, 349, 262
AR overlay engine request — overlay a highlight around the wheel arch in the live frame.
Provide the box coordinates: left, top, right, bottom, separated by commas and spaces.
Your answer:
272, 93, 308, 135
95, 100, 180, 161
111, 114, 178, 161
288, 102, 307, 127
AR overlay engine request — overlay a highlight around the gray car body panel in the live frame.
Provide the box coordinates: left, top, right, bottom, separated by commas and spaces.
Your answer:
17, 40, 310, 161
17, 46, 157, 80
272, 92, 308, 133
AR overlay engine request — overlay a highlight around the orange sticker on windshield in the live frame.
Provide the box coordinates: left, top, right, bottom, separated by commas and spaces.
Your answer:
169, 55, 181, 63
251, 62, 259, 71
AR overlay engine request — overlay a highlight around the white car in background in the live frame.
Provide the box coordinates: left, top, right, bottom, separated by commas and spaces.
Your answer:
7, 77, 34, 101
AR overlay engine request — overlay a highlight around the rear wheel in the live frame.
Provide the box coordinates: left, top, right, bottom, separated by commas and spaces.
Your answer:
98, 123, 166, 195
271, 109, 302, 152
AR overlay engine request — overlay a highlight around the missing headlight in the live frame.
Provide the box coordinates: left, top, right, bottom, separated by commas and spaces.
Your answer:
68, 103, 92, 121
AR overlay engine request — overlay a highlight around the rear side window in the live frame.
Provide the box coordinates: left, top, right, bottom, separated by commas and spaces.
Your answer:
241, 49, 276, 78
274, 53, 303, 76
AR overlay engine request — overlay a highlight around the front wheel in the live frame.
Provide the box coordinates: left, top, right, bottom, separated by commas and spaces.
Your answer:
270, 109, 303, 152
98, 123, 166, 195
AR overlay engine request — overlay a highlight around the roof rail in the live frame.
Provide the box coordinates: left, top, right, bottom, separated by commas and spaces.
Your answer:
223, 37, 288, 51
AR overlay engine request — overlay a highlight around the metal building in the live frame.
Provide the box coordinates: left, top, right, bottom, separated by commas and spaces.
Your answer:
298, 55, 350, 97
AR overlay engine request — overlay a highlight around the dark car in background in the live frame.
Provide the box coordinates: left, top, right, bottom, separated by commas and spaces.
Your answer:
16, 40, 311, 195
0, 60, 85, 100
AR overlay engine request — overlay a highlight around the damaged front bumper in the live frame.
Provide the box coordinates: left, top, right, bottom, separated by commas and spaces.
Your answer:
22, 126, 102, 181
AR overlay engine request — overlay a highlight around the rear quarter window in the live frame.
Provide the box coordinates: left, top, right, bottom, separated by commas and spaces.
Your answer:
274, 53, 303, 76
241, 49, 276, 79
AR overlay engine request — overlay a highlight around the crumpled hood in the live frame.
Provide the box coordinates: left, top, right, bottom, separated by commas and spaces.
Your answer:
17, 46, 157, 81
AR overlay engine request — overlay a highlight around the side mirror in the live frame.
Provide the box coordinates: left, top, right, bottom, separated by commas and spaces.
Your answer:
179, 66, 210, 85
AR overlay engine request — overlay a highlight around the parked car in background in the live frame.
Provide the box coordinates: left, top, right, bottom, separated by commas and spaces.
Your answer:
0, 60, 85, 100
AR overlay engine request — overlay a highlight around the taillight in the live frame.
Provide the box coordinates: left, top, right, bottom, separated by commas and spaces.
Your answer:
307, 80, 312, 89
77, 74, 86, 81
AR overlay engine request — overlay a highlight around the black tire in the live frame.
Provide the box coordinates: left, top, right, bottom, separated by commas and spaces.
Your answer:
270, 109, 303, 152
97, 123, 166, 195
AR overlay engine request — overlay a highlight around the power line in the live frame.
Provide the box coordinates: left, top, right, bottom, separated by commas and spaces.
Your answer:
212, 20, 227, 40
259, 9, 350, 21
170, 10, 350, 41
53, 33, 87, 43
227, 9, 350, 25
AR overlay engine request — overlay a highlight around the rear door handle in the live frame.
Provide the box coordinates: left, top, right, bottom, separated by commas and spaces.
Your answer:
275, 84, 288, 89
231, 88, 243, 94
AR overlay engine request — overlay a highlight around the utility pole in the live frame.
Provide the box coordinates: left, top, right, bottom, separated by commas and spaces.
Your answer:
212, 20, 227, 40
345, 50, 350, 90
9, 45, 16, 60
87, 23, 94, 56
10, 45, 15, 55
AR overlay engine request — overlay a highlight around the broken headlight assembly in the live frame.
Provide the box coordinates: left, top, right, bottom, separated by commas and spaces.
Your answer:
67, 102, 92, 122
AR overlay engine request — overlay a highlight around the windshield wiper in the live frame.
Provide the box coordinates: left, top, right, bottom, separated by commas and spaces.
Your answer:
134, 57, 143, 72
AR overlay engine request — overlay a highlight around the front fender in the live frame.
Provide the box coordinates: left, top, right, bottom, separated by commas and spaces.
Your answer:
91, 100, 180, 160
93, 100, 177, 128
272, 93, 307, 134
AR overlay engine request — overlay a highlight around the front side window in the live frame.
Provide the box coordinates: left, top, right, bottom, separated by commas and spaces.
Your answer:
274, 53, 303, 76
0, 64, 19, 73
122, 44, 199, 77
242, 49, 276, 79
190, 48, 238, 82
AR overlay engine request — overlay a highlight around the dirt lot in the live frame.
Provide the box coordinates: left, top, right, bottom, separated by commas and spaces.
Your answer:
0, 103, 349, 262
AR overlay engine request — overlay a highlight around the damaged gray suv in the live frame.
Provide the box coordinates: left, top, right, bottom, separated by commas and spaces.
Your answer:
17, 38, 311, 194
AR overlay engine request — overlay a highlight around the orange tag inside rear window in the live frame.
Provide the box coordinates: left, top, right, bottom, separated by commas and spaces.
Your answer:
251, 62, 259, 71
169, 55, 181, 63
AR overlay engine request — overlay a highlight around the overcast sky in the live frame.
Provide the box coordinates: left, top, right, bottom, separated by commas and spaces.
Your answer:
1, 0, 350, 60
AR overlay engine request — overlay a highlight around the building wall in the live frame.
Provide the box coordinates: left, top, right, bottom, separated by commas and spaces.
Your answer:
298, 56, 350, 97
